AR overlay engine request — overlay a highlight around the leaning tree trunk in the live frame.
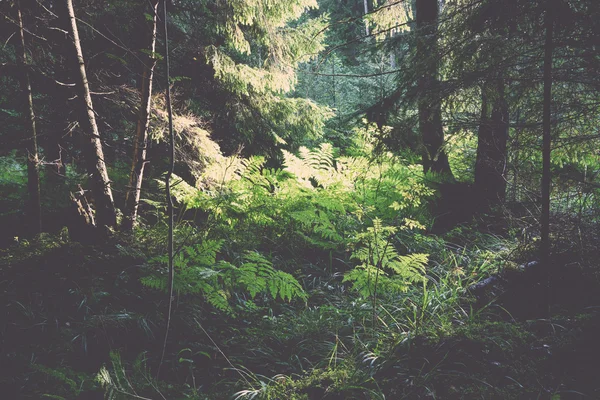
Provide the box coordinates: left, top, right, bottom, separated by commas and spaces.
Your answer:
17, 0, 42, 235
416, 0, 453, 177
66, 0, 116, 229
122, 0, 160, 232
474, 78, 509, 209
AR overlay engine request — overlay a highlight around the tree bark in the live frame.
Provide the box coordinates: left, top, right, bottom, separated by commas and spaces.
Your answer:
541, 3, 553, 284
65, 0, 116, 229
416, 0, 453, 177
541, 6, 553, 261
17, 0, 42, 235
474, 78, 509, 209
363, 0, 370, 36
511, 109, 521, 202
122, 0, 160, 231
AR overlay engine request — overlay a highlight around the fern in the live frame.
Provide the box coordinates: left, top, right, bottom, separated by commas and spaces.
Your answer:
237, 252, 306, 302
32, 364, 92, 399
302, 143, 335, 171
344, 219, 428, 298
287, 191, 348, 250
343, 265, 411, 298
388, 253, 428, 283
141, 241, 305, 312
284, 143, 337, 188
241, 155, 266, 177
151, 138, 433, 310
141, 239, 224, 295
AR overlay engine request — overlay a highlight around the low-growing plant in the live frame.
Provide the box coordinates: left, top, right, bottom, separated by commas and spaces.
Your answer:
141, 240, 306, 313
344, 218, 428, 327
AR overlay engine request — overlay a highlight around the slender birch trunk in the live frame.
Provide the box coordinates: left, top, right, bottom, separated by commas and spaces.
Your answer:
66, 0, 116, 229
17, 0, 42, 235
122, 0, 160, 231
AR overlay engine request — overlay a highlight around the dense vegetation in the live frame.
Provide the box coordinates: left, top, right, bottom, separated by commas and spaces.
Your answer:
2, 0, 600, 398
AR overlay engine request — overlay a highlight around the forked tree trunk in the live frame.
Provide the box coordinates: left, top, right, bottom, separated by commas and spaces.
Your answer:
474, 78, 509, 208
17, 0, 42, 235
415, 0, 453, 177
66, 0, 116, 229
122, 0, 160, 231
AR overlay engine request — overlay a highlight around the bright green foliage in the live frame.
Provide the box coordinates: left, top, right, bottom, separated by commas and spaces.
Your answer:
208, 0, 325, 95
170, 124, 433, 264
201, 0, 332, 151
140, 240, 306, 312
149, 127, 433, 316
283, 143, 337, 188
257, 96, 333, 145
140, 240, 229, 312
344, 218, 428, 298
238, 252, 306, 302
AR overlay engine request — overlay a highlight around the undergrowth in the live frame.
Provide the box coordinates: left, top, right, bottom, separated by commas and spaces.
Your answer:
3, 131, 599, 399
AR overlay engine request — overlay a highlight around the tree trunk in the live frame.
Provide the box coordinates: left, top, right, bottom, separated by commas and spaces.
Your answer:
122, 0, 160, 232
69, 185, 97, 243
541, 3, 553, 309
66, 0, 116, 229
511, 109, 521, 202
474, 78, 509, 209
416, 0, 453, 177
17, 0, 42, 235
363, 0, 370, 36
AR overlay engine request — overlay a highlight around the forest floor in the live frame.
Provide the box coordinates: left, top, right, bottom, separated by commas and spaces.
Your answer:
1, 217, 600, 399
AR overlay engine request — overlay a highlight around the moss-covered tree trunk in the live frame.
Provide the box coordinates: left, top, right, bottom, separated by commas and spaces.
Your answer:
416, 0, 452, 177
122, 0, 160, 232
17, 0, 42, 235
66, 0, 116, 229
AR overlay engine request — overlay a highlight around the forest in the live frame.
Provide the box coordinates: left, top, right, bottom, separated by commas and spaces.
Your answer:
1, 0, 600, 398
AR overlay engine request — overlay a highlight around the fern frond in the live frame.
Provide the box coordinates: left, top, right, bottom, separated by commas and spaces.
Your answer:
237, 252, 306, 302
